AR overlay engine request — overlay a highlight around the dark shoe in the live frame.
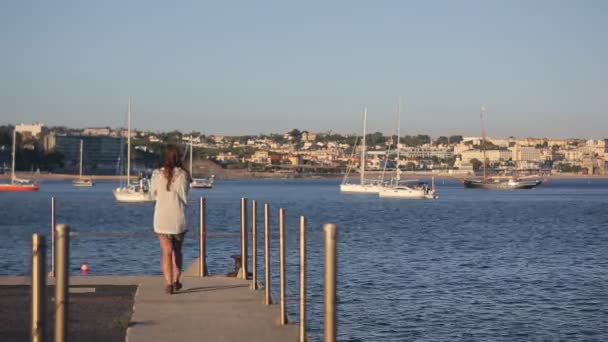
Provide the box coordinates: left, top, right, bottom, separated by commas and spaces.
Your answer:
173, 281, 182, 292
165, 284, 174, 294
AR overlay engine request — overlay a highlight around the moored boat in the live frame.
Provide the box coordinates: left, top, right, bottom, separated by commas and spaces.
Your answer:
0, 129, 40, 192
464, 178, 542, 190
113, 99, 153, 202
341, 108, 382, 194
72, 139, 94, 187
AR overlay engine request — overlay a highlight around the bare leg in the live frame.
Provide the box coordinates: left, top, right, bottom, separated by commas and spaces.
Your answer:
172, 237, 184, 284
158, 235, 174, 287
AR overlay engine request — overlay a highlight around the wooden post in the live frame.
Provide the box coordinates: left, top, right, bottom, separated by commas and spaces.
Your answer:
31, 234, 46, 342
324, 224, 337, 342
55, 224, 70, 342
240, 198, 248, 279
279, 208, 287, 325
264, 203, 272, 305
251, 200, 258, 289
199, 197, 207, 277
299, 216, 307, 342
50, 197, 56, 278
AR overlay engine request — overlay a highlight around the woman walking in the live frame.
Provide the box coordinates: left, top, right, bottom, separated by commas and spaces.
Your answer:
150, 144, 190, 294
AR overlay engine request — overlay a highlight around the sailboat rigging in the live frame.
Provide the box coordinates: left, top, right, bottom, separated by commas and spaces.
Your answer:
378, 98, 437, 199
0, 129, 40, 191
113, 99, 154, 202
188, 136, 214, 189
340, 107, 382, 193
463, 106, 542, 189
72, 139, 94, 187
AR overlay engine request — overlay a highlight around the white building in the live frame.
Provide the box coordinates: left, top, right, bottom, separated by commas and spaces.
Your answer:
16, 123, 44, 137
460, 149, 512, 163
83, 127, 111, 136
512, 145, 542, 161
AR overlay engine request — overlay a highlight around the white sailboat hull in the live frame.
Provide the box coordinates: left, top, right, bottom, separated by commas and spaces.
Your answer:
73, 179, 94, 187
113, 187, 154, 202
340, 183, 382, 193
378, 186, 438, 199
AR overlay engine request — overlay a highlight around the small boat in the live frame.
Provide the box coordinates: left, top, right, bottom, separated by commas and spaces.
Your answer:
377, 98, 438, 200
464, 177, 542, 190
72, 139, 94, 187
114, 178, 154, 202
378, 179, 438, 199
463, 106, 542, 190
0, 129, 39, 192
113, 98, 153, 202
187, 136, 215, 189
340, 108, 382, 193
73, 179, 94, 187
190, 176, 214, 189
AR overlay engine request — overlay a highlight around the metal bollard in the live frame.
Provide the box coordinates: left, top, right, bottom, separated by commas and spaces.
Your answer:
264, 203, 272, 305
240, 198, 248, 280
251, 200, 257, 290
31, 234, 46, 342
324, 224, 337, 342
299, 216, 307, 342
279, 208, 287, 325
51, 197, 56, 278
55, 224, 70, 342
199, 197, 208, 277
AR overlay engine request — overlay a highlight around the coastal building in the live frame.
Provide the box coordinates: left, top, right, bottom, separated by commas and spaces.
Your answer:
252, 150, 270, 164
512, 145, 542, 161
44, 134, 122, 174
460, 149, 512, 163
15, 123, 45, 138
301, 131, 317, 142
83, 127, 111, 136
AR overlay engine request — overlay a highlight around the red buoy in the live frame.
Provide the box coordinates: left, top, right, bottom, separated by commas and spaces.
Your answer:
80, 263, 89, 274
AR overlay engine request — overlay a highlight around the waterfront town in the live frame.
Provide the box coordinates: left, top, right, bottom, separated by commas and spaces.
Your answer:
1, 122, 607, 178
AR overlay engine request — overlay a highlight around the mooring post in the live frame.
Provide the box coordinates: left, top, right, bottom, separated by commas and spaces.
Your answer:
300, 216, 307, 342
240, 198, 248, 279
279, 207, 287, 325
50, 196, 56, 278
251, 200, 258, 289
324, 223, 337, 342
55, 224, 70, 342
199, 197, 207, 277
264, 203, 272, 305
31, 234, 46, 342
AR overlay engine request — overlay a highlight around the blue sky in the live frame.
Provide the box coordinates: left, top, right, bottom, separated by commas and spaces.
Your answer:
1, 0, 606, 138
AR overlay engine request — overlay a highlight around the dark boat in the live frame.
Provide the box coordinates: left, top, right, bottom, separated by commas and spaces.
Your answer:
463, 106, 542, 190
464, 178, 542, 189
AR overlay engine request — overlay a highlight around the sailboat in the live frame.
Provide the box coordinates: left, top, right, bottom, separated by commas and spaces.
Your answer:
0, 129, 39, 191
188, 136, 214, 189
340, 108, 383, 193
463, 106, 542, 190
378, 99, 437, 199
72, 140, 94, 187
113, 99, 154, 202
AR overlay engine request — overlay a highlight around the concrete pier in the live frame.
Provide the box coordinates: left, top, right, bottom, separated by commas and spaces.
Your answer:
0, 275, 298, 342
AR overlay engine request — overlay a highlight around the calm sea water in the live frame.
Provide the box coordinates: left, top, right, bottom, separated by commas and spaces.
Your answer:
1, 178, 608, 341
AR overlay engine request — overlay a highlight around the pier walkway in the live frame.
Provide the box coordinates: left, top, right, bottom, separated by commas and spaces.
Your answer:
126, 275, 297, 342
0, 275, 298, 342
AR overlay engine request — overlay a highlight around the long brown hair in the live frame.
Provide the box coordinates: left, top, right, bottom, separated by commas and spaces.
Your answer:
160, 144, 190, 191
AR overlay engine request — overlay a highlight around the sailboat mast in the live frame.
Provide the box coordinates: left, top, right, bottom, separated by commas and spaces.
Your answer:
396, 98, 401, 183
361, 107, 367, 185
127, 99, 131, 183
11, 129, 16, 183
79, 139, 84, 178
480, 106, 487, 181
189, 135, 193, 175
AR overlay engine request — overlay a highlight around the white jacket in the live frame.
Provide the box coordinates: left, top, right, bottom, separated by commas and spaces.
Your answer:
150, 167, 189, 234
